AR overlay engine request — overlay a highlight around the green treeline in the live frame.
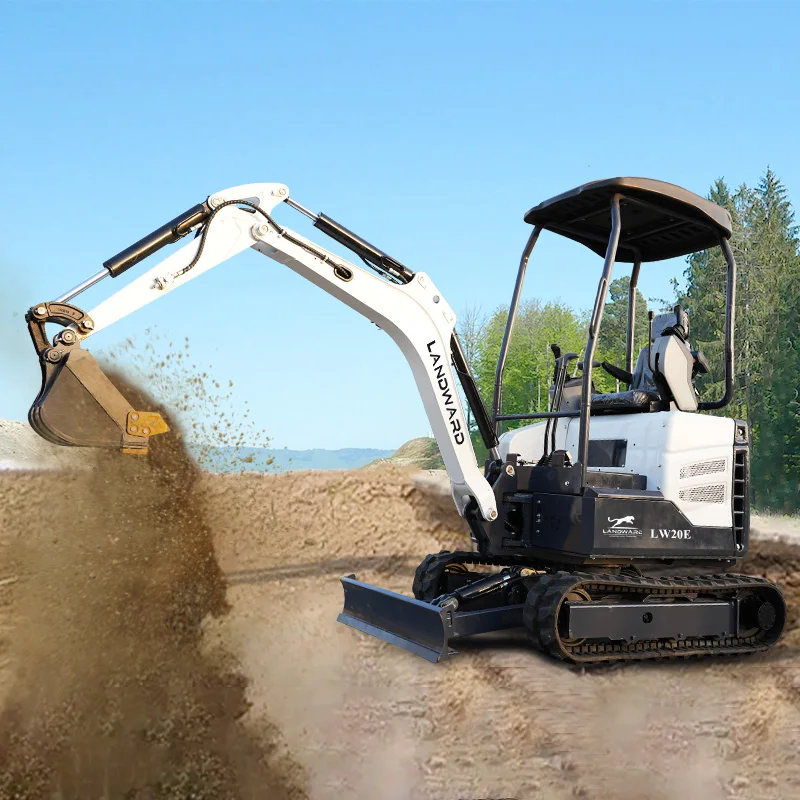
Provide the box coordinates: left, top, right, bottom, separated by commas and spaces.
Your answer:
679, 170, 799, 511
460, 170, 799, 513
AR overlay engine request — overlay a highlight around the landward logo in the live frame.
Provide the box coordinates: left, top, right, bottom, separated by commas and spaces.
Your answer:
601, 515, 643, 538
426, 340, 466, 445
607, 515, 636, 529
601, 514, 693, 540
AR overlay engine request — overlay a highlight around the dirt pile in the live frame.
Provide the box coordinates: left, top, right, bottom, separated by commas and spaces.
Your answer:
0, 382, 304, 799
2, 433, 799, 799
742, 539, 800, 645
203, 467, 800, 800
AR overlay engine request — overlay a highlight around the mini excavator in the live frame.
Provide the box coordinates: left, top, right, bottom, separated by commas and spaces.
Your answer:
25, 178, 785, 664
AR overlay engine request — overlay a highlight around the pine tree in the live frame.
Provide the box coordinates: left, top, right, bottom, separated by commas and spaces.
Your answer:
680, 179, 746, 415
747, 170, 800, 509
679, 170, 800, 512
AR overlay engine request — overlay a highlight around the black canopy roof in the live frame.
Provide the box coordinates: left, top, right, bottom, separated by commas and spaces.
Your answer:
524, 177, 732, 263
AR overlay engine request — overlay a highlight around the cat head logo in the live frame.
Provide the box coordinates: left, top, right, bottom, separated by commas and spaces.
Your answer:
608, 515, 636, 529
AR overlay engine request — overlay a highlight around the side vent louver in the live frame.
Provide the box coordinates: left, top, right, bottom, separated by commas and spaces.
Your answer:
679, 458, 727, 479
679, 484, 726, 504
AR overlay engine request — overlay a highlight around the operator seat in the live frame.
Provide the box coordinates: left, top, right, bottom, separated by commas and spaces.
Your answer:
649, 305, 700, 411
590, 306, 706, 414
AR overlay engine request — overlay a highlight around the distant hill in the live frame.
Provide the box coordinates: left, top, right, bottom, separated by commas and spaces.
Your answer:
0, 418, 425, 474
365, 437, 444, 470
188, 444, 395, 473
190, 438, 445, 473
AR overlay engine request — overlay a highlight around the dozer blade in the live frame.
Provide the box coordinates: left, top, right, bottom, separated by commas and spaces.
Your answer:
338, 575, 455, 662
26, 301, 168, 454
338, 575, 525, 663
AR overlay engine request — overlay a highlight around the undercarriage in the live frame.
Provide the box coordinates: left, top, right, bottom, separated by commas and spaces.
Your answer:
339, 550, 785, 664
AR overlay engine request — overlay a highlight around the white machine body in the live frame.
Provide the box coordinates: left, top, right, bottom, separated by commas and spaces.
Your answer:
498, 411, 735, 528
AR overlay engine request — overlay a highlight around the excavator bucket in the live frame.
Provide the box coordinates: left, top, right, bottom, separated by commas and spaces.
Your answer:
26, 302, 168, 454
338, 575, 525, 662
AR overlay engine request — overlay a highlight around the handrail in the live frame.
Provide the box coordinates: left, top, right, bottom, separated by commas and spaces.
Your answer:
577, 195, 622, 488
491, 226, 541, 434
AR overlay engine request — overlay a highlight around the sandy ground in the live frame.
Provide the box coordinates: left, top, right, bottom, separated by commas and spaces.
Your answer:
201, 468, 800, 800
752, 513, 800, 546
1, 449, 799, 799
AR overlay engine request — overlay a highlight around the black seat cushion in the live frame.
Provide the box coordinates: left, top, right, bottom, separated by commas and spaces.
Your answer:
591, 389, 660, 414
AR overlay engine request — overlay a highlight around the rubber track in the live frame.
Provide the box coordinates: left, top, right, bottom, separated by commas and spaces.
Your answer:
413, 551, 785, 664
525, 571, 785, 664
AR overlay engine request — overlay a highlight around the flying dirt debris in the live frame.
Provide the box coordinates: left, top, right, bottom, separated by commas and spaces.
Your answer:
23, 176, 785, 666
0, 383, 306, 799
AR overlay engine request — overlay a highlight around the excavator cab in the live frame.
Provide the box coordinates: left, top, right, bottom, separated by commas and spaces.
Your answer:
494, 177, 736, 429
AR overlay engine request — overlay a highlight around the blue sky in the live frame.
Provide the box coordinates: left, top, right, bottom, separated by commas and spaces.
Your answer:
1, 1, 798, 450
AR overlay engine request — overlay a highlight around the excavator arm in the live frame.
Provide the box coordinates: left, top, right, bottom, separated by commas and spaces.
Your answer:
26, 182, 499, 523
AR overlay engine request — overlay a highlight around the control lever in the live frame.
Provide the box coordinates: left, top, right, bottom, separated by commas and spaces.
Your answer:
543, 349, 578, 461
579, 359, 634, 385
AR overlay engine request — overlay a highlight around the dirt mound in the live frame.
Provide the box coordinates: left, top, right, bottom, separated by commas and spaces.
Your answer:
0, 380, 304, 799
366, 437, 444, 470
741, 539, 800, 645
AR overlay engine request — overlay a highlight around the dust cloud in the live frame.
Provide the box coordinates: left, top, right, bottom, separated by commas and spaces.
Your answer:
0, 373, 305, 799
101, 333, 276, 473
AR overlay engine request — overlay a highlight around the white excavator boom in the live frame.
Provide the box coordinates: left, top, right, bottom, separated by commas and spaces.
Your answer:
27, 183, 498, 523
